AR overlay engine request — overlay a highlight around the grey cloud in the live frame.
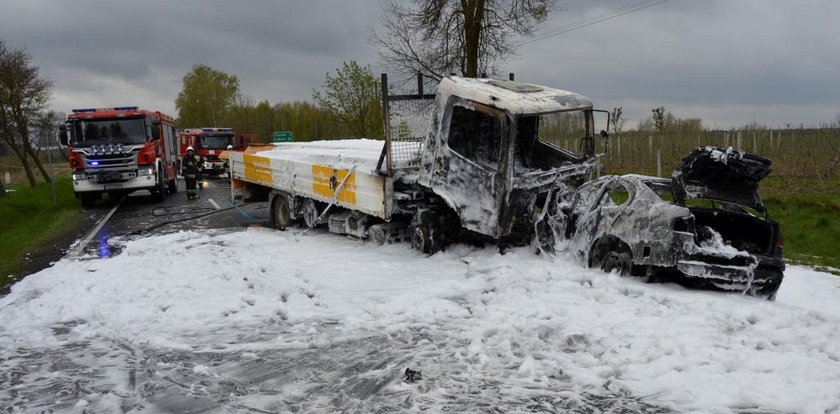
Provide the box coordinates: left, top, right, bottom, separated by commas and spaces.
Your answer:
1, 0, 837, 127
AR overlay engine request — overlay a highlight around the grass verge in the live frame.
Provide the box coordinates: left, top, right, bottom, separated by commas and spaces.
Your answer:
0, 173, 80, 289
765, 193, 840, 275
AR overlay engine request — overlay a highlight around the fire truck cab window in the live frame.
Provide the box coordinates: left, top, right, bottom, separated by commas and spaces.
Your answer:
448, 105, 502, 170
147, 117, 161, 141
72, 118, 147, 146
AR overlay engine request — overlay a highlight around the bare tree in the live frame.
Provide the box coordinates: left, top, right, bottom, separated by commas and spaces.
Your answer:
0, 41, 54, 187
372, 0, 557, 80
610, 107, 625, 135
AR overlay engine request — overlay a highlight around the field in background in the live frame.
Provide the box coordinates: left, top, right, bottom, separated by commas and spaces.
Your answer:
599, 126, 840, 179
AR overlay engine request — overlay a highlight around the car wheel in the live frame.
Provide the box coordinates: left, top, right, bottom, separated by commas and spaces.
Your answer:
272, 194, 293, 228
601, 251, 632, 276
410, 211, 443, 255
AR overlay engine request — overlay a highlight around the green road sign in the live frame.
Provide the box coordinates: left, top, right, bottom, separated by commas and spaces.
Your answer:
272, 131, 293, 142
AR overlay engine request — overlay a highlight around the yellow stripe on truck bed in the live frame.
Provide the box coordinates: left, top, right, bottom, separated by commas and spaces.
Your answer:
312, 165, 356, 205
243, 153, 272, 184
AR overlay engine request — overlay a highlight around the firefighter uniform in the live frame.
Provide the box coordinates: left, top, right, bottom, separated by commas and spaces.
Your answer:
182, 147, 204, 200
223, 145, 233, 179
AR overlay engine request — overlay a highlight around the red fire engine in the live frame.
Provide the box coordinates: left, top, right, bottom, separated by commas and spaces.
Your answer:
59, 106, 180, 207
178, 128, 256, 175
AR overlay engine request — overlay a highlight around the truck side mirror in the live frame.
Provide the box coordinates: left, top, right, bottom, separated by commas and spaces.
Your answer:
595, 130, 610, 157
151, 118, 161, 126
58, 124, 68, 146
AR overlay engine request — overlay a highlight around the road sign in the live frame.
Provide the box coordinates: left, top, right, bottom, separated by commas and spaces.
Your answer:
272, 131, 293, 142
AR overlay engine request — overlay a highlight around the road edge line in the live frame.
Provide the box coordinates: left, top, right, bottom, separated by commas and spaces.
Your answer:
69, 197, 124, 258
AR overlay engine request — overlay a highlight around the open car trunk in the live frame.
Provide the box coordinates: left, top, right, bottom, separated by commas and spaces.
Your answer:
689, 207, 773, 255
673, 147, 771, 213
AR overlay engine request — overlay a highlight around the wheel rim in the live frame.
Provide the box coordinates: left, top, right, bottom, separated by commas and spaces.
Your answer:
274, 197, 291, 227
602, 252, 630, 275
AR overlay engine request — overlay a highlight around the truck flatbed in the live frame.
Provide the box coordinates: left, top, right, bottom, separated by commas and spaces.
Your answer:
230, 139, 392, 219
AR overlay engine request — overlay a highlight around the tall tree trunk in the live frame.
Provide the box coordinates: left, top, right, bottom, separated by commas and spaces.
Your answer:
0, 172, 6, 197
17, 123, 51, 183
27, 146, 52, 183
461, 0, 485, 77
5, 142, 37, 187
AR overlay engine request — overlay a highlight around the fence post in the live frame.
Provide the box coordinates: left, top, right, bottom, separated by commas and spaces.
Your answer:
656, 149, 661, 178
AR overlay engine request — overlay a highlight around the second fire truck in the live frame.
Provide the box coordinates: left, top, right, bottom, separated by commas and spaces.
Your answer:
178, 128, 256, 176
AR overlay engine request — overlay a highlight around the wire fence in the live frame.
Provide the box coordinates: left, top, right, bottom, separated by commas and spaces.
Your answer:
599, 127, 840, 180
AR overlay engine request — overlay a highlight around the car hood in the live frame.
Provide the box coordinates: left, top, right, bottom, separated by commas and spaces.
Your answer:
672, 147, 771, 213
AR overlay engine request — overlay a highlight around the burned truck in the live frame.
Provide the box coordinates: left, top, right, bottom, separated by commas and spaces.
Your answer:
564, 147, 784, 298
229, 75, 606, 252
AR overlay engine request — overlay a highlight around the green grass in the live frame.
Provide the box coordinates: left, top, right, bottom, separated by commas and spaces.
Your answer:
765, 193, 840, 274
0, 174, 80, 288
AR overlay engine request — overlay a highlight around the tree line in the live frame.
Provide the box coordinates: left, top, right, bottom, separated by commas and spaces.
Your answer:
175, 61, 382, 142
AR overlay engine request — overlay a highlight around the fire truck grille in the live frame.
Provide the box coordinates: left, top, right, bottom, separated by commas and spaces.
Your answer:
83, 149, 138, 169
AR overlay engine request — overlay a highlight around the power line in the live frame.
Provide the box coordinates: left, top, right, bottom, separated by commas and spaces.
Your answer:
519, 0, 671, 46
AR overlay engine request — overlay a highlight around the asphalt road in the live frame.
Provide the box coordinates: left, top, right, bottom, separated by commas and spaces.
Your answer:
74, 175, 270, 259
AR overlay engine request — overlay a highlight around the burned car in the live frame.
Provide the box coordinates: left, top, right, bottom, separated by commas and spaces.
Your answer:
564, 147, 784, 298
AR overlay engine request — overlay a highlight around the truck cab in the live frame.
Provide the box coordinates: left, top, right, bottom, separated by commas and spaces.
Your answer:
402, 77, 603, 249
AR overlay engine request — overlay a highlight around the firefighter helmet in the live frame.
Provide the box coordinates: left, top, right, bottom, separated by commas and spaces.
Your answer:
227, 145, 233, 150
186, 146, 195, 152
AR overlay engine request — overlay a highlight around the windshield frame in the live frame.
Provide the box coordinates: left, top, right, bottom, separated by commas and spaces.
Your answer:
199, 134, 236, 150
525, 108, 593, 158
68, 116, 150, 147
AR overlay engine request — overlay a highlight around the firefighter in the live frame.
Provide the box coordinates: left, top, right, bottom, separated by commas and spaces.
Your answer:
181, 146, 203, 200
223, 144, 233, 180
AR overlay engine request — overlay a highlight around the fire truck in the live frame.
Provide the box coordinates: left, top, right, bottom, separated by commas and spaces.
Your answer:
178, 128, 256, 176
58, 106, 180, 207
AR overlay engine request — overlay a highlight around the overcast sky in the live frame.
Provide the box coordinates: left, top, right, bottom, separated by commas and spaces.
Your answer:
1, 0, 838, 129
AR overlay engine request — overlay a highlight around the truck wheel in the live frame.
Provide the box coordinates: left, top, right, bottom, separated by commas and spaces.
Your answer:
300, 198, 320, 228
80, 192, 99, 208
151, 166, 166, 202
410, 211, 443, 254
368, 224, 387, 245
272, 195, 293, 228
601, 251, 632, 276
167, 177, 178, 194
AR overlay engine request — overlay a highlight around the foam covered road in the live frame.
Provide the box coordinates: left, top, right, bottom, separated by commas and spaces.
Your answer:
1, 187, 839, 413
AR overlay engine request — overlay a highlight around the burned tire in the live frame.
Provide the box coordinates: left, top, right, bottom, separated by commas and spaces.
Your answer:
757, 270, 784, 301
601, 251, 632, 276
368, 224, 387, 246
410, 211, 443, 255
272, 194, 294, 228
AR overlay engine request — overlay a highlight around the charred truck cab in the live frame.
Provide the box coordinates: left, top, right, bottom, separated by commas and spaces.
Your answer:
59, 107, 179, 206
411, 77, 603, 249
